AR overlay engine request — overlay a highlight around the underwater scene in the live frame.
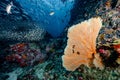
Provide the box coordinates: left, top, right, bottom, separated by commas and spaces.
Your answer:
0, 0, 120, 80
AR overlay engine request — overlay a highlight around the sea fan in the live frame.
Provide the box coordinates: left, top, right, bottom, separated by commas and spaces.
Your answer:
62, 17, 104, 71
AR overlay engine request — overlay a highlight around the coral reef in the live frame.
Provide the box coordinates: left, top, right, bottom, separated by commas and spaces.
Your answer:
0, 0, 120, 80
6, 43, 46, 67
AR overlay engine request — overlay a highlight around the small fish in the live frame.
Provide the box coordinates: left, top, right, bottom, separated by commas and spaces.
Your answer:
6, 2, 13, 14
49, 11, 55, 16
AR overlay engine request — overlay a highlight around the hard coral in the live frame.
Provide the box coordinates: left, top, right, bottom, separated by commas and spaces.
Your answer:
62, 17, 104, 71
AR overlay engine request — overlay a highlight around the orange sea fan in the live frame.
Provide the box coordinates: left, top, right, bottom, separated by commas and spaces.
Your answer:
62, 17, 104, 71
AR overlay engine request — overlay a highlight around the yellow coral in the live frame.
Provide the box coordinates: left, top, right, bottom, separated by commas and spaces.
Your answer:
62, 17, 104, 71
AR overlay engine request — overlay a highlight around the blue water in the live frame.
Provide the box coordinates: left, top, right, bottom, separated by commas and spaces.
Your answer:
16, 0, 74, 37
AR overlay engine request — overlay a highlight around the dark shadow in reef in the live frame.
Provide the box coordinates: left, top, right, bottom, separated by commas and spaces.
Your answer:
97, 46, 119, 67
69, 0, 109, 25
111, 0, 118, 9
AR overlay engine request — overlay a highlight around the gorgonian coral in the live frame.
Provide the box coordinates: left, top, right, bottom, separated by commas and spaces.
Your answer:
62, 17, 104, 71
